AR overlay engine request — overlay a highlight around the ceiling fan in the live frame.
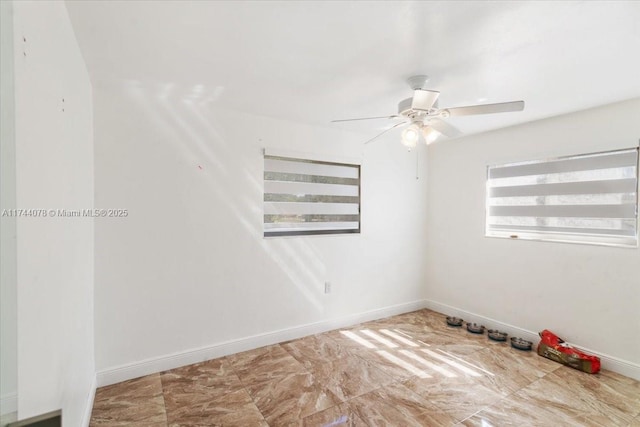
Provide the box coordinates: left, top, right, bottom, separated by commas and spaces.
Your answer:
332, 75, 525, 148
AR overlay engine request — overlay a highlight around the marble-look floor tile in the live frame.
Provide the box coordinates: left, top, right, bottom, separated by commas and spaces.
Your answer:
407, 310, 456, 332
353, 347, 431, 381
402, 371, 508, 421
245, 372, 342, 426
309, 354, 394, 401
599, 369, 640, 386
161, 358, 241, 395
90, 374, 167, 426
357, 326, 433, 350
430, 342, 487, 356
493, 344, 561, 375
563, 368, 640, 418
514, 373, 632, 427
396, 309, 442, 326
407, 329, 472, 347
166, 391, 267, 427
345, 328, 485, 381
301, 403, 368, 427
323, 328, 381, 353
282, 333, 349, 368
455, 346, 559, 393
161, 359, 267, 426
443, 328, 496, 347
89, 309, 640, 427
460, 399, 603, 427
361, 319, 434, 337
393, 346, 492, 382
226, 344, 307, 385
544, 368, 640, 423
348, 382, 456, 427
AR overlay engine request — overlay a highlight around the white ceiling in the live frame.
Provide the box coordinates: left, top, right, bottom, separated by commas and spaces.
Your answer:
65, 1, 640, 140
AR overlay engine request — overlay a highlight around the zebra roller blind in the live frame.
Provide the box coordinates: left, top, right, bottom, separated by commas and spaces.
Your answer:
486, 147, 639, 247
264, 154, 361, 237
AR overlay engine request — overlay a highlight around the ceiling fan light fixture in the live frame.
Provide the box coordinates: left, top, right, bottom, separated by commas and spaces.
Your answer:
331, 75, 524, 146
401, 124, 420, 149
422, 126, 440, 144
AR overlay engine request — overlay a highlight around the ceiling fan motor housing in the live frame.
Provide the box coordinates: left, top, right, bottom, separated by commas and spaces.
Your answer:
398, 90, 441, 122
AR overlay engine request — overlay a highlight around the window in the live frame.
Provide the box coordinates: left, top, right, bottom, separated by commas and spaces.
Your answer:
263, 151, 361, 237
486, 147, 639, 247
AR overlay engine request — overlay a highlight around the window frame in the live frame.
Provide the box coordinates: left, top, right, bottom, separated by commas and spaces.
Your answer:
263, 151, 361, 238
485, 147, 639, 248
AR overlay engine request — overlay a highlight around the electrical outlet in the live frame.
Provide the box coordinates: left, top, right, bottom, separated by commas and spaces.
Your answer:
324, 281, 331, 294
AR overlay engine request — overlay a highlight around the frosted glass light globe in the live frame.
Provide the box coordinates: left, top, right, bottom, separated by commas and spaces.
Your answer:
401, 125, 420, 148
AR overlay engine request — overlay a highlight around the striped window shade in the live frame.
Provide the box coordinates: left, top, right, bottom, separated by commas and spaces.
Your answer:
486, 147, 639, 247
264, 153, 361, 237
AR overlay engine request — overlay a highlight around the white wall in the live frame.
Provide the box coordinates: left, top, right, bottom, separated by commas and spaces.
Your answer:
13, 1, 95, 425
426, 98, 640, 373
1, 0, 18, 421
93, 81, 429, 376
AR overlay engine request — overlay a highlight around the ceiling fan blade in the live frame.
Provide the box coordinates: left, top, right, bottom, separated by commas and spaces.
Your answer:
331, 115, 400, 123
411, 89, 440, 111
427, 118, 463, 138
364, 121, 407, 145
444, 100, 524, 117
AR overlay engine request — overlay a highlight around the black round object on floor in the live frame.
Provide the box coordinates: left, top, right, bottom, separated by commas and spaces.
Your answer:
488, 329, 508, 341
446, 316, 463, 327
511, 337, 533, 351
466, 322, 485, 334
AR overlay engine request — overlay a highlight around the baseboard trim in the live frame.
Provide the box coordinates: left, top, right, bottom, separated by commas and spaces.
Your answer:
0, 392, 17, 417
423, 299, 640, 381
97, 299, 428, 387
81, 374, 97, 427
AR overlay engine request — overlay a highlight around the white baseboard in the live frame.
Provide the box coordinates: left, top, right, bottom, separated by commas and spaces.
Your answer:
81, 374, 97, 427
97, 297, 640, 387
423, 299, 640, 381
97, 299, 428, 387
0, 392, 17, 417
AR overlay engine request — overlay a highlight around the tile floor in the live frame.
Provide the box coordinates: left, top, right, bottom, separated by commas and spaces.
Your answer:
89, 309, 640, 426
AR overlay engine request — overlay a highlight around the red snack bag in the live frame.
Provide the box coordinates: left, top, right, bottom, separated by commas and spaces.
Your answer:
537, 329, 601, 374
